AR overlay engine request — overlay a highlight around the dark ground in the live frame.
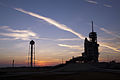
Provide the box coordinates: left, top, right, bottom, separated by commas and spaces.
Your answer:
1, 71, 120, 80
1, 63, 120, 80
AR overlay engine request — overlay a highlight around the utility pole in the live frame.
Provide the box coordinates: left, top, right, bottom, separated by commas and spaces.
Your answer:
62, 58, 63, 64
12, 59, 14, 68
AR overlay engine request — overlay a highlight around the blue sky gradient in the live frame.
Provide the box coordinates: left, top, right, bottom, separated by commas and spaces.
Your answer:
0, 0, 120, 67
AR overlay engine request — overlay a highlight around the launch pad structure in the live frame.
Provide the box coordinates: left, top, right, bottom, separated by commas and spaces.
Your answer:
66, 21, 100, 64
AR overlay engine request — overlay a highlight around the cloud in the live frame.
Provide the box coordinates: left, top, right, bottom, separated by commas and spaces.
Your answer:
57, 38, 120, 53
100, 43, 120, 52
58, 44, 83, 50
91, 24, 120, 53
104, 4, 112, 8
0, 26, 39, 40
93, 23, 120, 39
100, 28, 112, 34
0, 26, 9, 29
98, 37, 115, 41
57, 38, 81, 41
85, 0, 98, 4
85, 0, 112, 8
13, 8, 120, 53
57, 42, 120, 53
0, 38, 16, 40
14, 8, 85, 40
100, 28, 120, 38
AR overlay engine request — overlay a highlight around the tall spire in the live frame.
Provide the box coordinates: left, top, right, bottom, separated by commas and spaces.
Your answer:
92, 21, 94, 32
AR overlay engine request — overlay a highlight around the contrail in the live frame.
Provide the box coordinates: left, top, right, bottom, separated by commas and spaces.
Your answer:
100, 28, 120, 38
85, 0, 98, 4
58, 44, 82, 50
93, 24, 120, 38
14, 8, 85, 40
100, 43, 120, 52
1, 5, 119, 53
13, 8, 120, 53
92, 24, 120, 52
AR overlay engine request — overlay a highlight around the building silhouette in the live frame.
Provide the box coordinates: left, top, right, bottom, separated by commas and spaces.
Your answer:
66, 21, 99, 63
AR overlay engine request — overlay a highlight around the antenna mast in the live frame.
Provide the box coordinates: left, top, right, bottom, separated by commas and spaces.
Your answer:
92, 21, 94, 32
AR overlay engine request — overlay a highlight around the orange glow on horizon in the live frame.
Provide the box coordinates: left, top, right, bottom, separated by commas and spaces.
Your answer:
35, 60, 59, 66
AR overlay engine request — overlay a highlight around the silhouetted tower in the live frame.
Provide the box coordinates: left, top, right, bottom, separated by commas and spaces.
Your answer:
83, 21, 99, 63
66, 21, 100, 64
30, 40, 35, 67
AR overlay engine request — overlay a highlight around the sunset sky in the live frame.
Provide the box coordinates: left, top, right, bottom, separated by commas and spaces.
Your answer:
0, 0, 120, 67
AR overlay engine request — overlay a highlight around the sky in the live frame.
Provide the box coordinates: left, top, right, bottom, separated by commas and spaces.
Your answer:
0, 0, 120, 67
